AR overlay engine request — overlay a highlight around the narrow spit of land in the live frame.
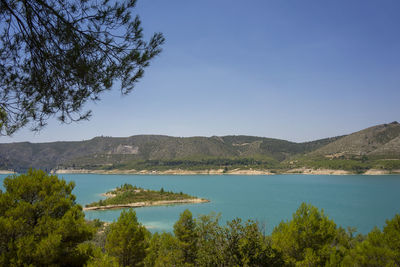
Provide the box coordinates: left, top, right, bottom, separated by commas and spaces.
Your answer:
83, 183, 209, 211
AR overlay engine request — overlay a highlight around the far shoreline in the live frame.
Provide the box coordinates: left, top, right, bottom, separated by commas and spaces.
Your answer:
54, 168, 400, 176
2, 168, 400, 176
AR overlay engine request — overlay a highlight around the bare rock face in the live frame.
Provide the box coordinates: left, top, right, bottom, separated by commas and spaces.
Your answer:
113, 145, 139, 155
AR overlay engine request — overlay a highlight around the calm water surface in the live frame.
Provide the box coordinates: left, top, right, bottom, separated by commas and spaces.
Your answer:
1, 173, 400, 234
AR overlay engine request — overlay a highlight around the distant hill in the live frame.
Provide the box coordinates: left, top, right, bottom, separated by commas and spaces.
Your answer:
0, 134, 342, 172
307, 121, 400, 158
0, 122, 399, 173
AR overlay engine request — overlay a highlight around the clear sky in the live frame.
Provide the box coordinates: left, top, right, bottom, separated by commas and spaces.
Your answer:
1, 0, 399, 143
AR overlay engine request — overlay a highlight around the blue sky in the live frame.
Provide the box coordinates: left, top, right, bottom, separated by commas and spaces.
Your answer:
2, 0, 399, 143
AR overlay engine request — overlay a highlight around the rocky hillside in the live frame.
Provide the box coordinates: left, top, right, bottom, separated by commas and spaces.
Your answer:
0, 122, 399, 172
308, 121, 400, 158
0, 134, 342, 172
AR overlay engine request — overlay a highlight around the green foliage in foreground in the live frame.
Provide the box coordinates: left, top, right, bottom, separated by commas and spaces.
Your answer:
106, 210, 150, 266
2, 171, 400, 266
99, 207, 400, 267
0, 169, 95, 266
272, 203, 341, 266
86, 183, 197, 207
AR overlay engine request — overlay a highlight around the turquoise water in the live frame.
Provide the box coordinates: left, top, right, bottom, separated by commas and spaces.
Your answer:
1, 173, 400, 234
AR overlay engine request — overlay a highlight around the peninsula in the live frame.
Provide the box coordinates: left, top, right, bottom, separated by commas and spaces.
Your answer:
84, 183, 209, 211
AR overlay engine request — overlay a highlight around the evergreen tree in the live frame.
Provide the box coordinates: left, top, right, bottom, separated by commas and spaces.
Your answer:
343, 214, 400, 266
0, 169, 95, 266
173, 209, 198, 266
223, 218, 283, 266
195, 213, 225, 266
106, 209, 150, 267
271, 203, 337, 266
145, 232, 185, 267
383, 214, 400, 264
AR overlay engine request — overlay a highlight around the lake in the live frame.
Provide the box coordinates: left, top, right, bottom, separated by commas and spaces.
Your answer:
1, 173, 400, 234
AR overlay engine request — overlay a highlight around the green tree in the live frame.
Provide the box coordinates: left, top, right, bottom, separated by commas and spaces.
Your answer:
85, 244, 119, 267
144, 232, 162, 267
195, 213, 283, 267
223, 218, 245, 266
0, 0, 164, 135
327, 226, 363, 266
343, 227, 395, 266
195, 213, 225, 266
0, 169, 95, 266
223, 218, 282, 266
343, 214, 400, 266
383, 214, 400, 264
145, 232, 185, 267
238, 221, 283, 266
271, 203, 337, 266
173, 209, 198, 265
105, 209, 150, 267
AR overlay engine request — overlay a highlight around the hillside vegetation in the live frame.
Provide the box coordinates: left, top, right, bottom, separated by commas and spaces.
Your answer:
309, 121, 400, 157
1, 122, 399, 173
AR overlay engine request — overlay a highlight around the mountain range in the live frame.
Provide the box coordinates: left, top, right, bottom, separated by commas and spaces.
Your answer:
0, 122, 399, 173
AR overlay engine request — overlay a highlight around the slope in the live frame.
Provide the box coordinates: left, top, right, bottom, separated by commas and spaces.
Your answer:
308, 122, 400, 158
0, 134, 342, 172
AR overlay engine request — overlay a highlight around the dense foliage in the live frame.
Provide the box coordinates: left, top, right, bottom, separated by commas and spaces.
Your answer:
93, 208, 400, 267
2, 171, 400, 266
86, 183, 198, 208
0, 169, 95, 266
105, 209, 149, 266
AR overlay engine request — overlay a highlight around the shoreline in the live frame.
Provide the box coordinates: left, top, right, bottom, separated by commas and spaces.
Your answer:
55, 168, 400, 176
0, 170, 16, 174
3, 168, 399, 176
55, 168, 275, 175
83, 198, 210, 211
